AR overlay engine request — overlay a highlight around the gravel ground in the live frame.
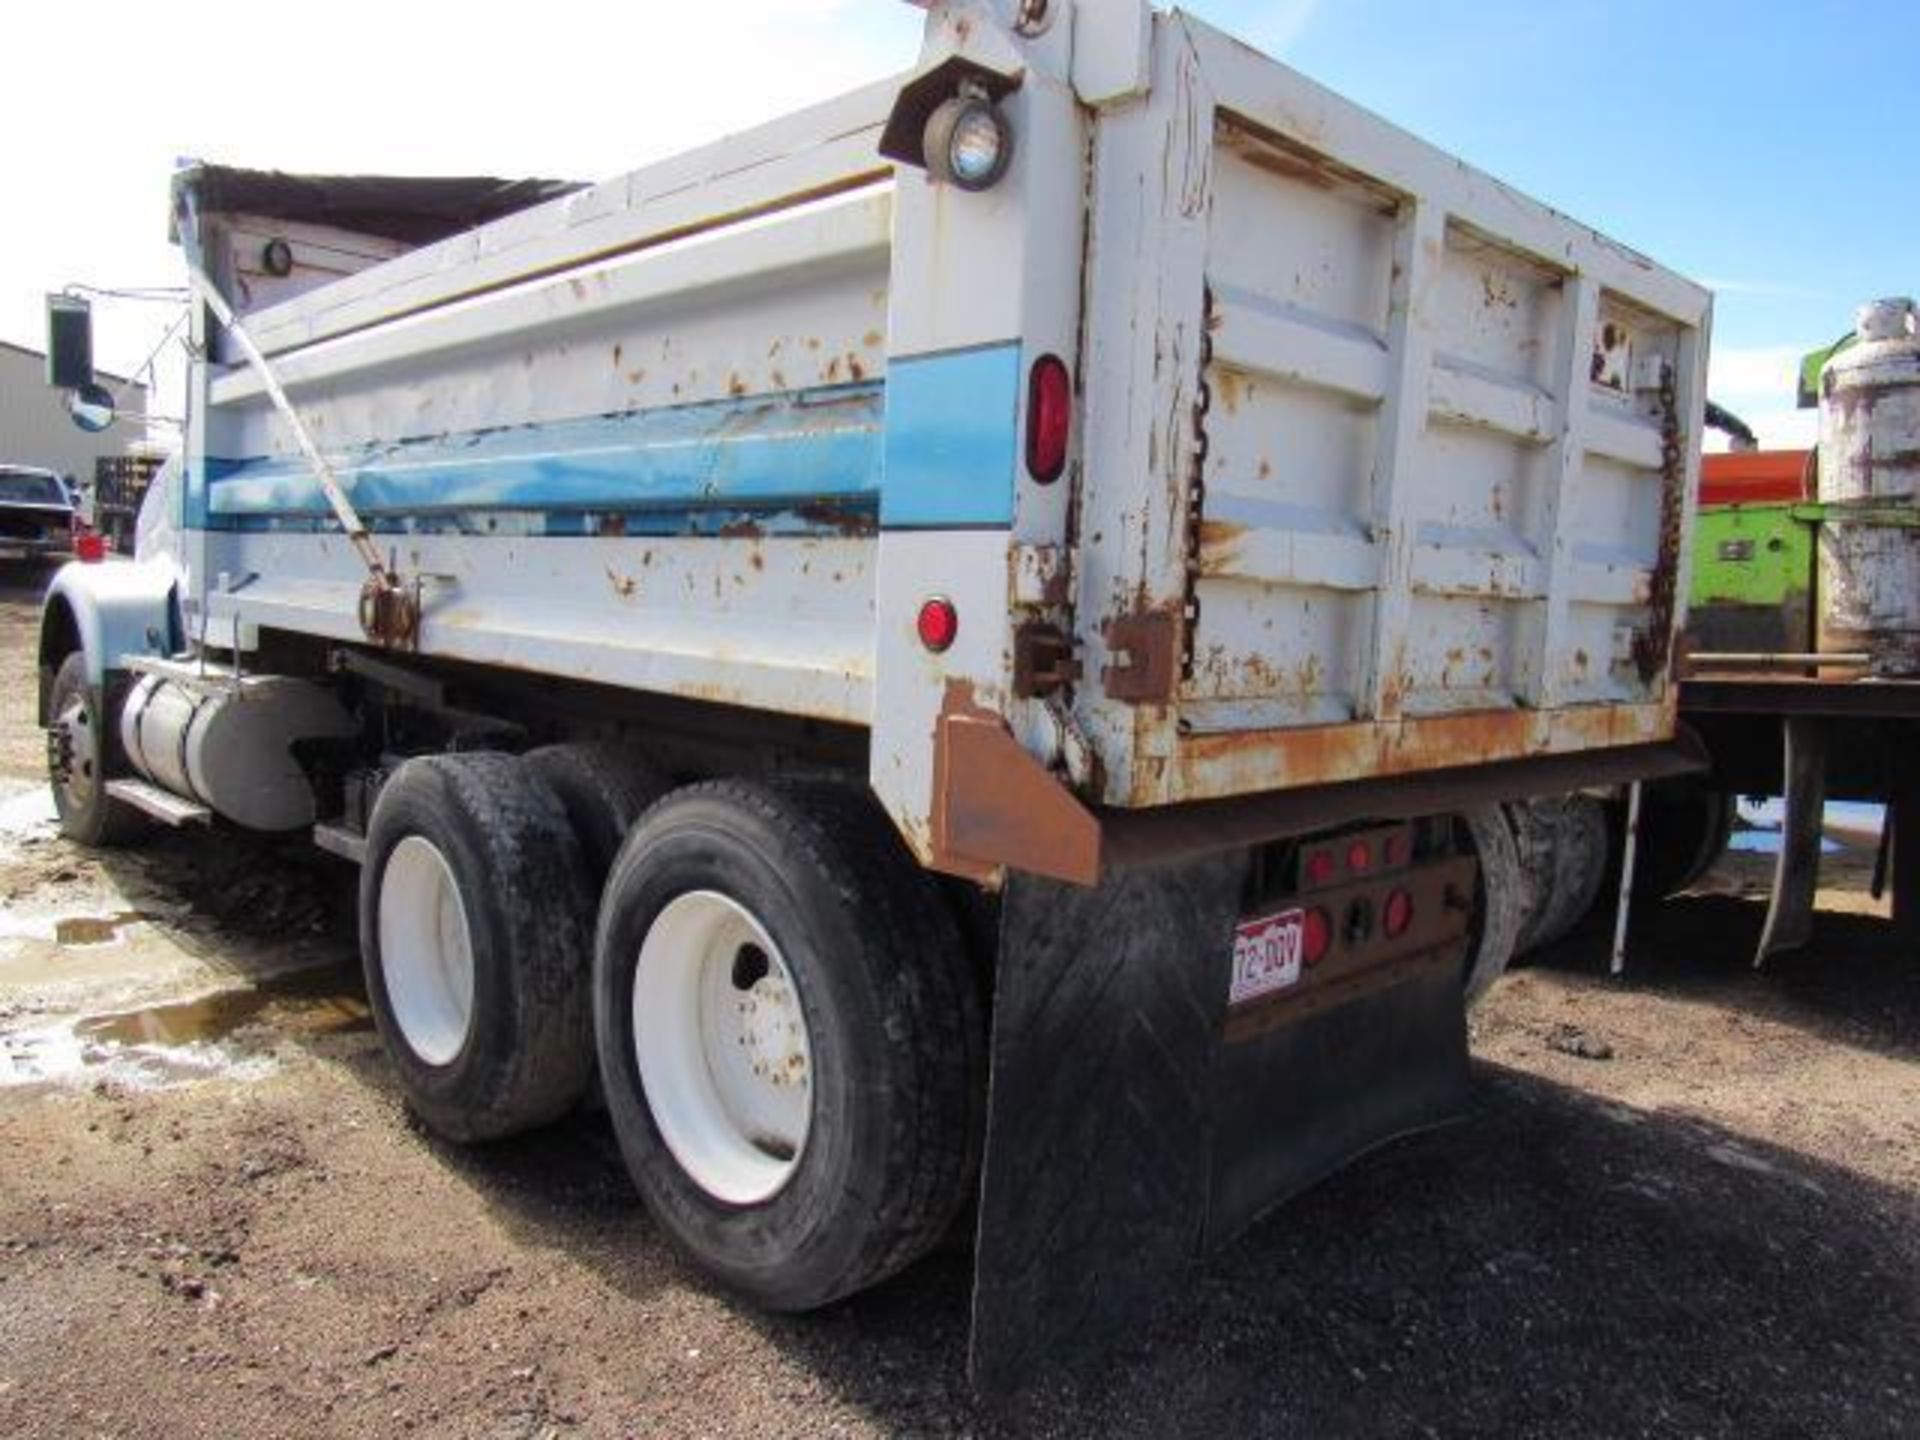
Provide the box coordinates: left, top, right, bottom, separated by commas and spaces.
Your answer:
2, 570, 1917, 1438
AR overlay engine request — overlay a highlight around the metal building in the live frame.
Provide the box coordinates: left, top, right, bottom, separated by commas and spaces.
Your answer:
0, 340, 151, 484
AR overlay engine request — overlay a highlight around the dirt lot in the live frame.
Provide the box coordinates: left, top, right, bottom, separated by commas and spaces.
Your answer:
2, 568, 1917, 1438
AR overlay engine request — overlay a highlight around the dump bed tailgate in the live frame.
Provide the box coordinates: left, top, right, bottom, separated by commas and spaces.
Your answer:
1074, 11, 1709, 809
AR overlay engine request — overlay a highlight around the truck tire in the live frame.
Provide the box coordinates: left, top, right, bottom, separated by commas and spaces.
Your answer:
360, 753, 598, 1142
592, 778, 985, 1311
1462, 806, 1525, 1008
1540, 795, 1609, 950
1628, 775, 1736, 900
524, 741, 669, 881
1508, 795, 1610, 957
45, 653, 151, 847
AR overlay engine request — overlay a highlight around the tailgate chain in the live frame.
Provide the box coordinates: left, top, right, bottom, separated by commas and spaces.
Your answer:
1181, 287, 1216, 682
1633, 362, 1683, 684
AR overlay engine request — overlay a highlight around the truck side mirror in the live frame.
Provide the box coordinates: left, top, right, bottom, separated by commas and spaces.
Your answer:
68, 383, 116, 433
46, 293, 96, 391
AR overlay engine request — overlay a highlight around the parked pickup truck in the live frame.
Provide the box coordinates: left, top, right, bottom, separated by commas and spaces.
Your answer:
37, 0, 1708, 1392
0, 465, 80, 566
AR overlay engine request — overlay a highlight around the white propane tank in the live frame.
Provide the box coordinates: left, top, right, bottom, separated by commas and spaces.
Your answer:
120, 672, 358, 831
1818, 297, 1920, 674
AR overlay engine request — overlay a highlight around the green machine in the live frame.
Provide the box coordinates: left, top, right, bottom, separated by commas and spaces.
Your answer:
1691, 496, 1920, 661
1690, 501, 1817, 656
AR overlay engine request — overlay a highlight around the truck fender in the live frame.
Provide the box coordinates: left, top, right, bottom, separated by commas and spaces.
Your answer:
37, 559, 182, 725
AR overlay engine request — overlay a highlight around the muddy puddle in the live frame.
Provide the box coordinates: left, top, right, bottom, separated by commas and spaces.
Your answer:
76, 969, 372, 1047
1, 966, 370, 1093
1, 775, 368, 1093
0, 909, 160, 948
54, 911, 149, 946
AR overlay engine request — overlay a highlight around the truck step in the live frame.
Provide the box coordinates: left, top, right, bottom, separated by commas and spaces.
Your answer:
312, 822, 367, 865
105, 778, 211, 827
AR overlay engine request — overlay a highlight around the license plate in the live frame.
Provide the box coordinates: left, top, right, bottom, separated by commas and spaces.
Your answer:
1229, 908, 1305, 1006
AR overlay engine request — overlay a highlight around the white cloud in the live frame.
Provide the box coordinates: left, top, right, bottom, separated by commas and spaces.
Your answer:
1, 1, 925, 380
1706, 344, 1821, 452
1708, 344, 1808, 406
1703, 406, 1817, 454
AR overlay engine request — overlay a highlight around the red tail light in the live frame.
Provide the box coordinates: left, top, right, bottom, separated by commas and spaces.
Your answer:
1026, 354, 1071, 484
75, 528, 106, 563
1384, 888, 1413, 939
1302, 906, 1332, 966
916, 596, 958, 653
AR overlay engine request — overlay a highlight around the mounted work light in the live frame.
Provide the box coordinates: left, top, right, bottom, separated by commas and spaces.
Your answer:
923, 92, 1013, 191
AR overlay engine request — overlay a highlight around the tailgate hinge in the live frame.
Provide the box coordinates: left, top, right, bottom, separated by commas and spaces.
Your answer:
1013, 622, 1082, 699
1101, 610, 1179, 702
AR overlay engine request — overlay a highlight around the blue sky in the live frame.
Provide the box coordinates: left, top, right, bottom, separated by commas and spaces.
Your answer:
8, 0, 1910, 449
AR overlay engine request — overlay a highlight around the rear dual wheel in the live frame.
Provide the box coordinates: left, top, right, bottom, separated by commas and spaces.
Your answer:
524, 741, 668, 881
1507, 794, 1610, 958
361, 759, 986, 1310
360, 742, 667, 1139
594, 781, 986, 1310
360, 753, 599, 1141
1462, 806, 1524, 1008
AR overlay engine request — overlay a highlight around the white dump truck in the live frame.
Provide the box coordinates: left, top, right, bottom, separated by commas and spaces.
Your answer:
37, 0, 1708, 1391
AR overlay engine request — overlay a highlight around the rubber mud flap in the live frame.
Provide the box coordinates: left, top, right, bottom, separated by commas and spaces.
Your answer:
968, 854, 1471, 1396
1203, 963, 1469, 1245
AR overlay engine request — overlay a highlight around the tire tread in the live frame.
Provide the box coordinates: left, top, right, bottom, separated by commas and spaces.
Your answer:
361, 752, 597, 1142
596, 777, 984, 1307
524, 741, 669, 880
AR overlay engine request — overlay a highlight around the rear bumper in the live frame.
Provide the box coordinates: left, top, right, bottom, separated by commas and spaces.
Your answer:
1136, 702, 1678, 809
931, 707, 1707, 885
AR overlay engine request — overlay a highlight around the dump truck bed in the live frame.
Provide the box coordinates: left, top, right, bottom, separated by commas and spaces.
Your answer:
173, 4, 1708, 875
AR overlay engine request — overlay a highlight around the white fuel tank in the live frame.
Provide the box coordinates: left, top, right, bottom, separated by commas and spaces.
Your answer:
120, 669, 359, 831
1818, 297, 1920, 674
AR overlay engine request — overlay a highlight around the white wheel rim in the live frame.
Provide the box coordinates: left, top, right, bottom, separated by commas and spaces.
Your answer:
378, 836, 476, 1067
633, 891, 813, 1206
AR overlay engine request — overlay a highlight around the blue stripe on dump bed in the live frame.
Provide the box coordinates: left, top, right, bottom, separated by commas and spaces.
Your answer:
198, 342, 1024, 535
880, 342, 1021, 529
202, 383, 883, 530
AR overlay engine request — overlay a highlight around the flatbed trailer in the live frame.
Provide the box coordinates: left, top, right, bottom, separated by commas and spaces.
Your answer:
1680, 672, 1920, 959
35, 0, 1709, 1390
